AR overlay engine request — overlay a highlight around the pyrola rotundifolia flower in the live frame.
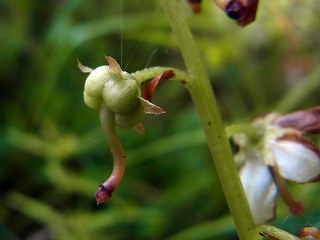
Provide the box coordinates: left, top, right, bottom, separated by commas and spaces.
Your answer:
78, 56, 175, 203
233, 107, 320, 224
78, 56, 167, 129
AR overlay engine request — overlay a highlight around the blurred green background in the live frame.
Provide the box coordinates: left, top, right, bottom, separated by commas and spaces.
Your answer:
1, 0, 320, 239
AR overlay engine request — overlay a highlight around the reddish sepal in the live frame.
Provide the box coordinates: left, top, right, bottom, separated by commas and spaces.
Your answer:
142, 70, 175, 101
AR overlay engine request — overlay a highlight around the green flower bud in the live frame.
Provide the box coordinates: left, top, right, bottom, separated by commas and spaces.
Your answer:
102, 76, 140, 114
84, 91, 101, 111
82, 58, 141, 115
115, 106, 146, 128
79, 56, 165, 129
83, 65, 110, 110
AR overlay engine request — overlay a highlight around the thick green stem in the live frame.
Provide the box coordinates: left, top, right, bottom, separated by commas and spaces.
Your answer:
160, 1, 258, 239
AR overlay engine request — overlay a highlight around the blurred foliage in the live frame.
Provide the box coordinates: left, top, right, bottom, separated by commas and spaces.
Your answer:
1, 0, 320, 239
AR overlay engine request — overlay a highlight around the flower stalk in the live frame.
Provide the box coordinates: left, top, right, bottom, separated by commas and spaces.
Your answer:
79, 54, 192, 202
160, 0, 258, 239
272, 169, 304, 216
95, 103, 126, 203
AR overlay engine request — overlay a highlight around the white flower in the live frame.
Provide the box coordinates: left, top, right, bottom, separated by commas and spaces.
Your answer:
234, 107, 320, 224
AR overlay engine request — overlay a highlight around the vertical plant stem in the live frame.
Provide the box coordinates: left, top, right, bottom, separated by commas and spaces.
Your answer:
160, 1, 258, 239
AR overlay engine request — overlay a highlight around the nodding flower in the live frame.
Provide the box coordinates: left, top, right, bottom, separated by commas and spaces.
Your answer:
78, 57, 174, 203
78, 56, 166, 129
233, 106, 320, 224
187, 0, 259, 26
213, 0, 259, 26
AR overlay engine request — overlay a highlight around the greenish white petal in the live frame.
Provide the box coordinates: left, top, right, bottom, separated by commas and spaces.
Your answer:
240, 156, 277, 225
271, 140, 320, 183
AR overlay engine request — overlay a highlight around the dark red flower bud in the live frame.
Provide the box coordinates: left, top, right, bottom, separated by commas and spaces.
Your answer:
213, 0, 259, 26
225, 0, 245, 19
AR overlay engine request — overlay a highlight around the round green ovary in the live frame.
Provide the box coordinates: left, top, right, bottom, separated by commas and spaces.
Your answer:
84, 65, 110, 97
84, 92, 102, 111
103, 79, 140, 114
115, 106, 145, 128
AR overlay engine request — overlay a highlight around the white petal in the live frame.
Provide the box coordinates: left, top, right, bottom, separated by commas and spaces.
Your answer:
240, 158, 277, 225
271, 140, 320, 183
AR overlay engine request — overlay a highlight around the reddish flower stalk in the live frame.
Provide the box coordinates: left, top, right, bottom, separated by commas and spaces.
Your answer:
95, 103, 126, 204
271, 168, 304, 216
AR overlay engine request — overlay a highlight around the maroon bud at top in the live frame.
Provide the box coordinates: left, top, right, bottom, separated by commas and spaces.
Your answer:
225, 1, 245, 20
